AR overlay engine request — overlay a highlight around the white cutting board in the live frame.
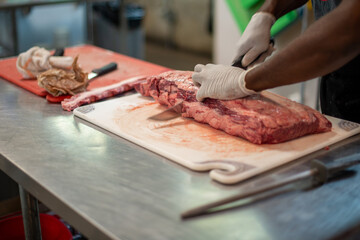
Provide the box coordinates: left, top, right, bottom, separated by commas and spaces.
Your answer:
74, 93, 360, 184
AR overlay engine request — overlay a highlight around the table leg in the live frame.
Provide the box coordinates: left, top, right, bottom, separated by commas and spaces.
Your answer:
19, 185, 42, 240
10, 9, 18, 55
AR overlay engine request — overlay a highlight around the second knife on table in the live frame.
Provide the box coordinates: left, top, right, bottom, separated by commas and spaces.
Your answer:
88, 62, 118, 80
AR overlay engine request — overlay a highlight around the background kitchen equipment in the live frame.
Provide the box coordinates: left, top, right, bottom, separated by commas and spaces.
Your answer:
92, 2, 145, 59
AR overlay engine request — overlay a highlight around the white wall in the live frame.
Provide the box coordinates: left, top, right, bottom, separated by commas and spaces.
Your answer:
213, 0, 240, 65
130, 0, 212, 54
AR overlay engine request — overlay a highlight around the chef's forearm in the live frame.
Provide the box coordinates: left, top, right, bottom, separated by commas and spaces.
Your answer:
246, 0, 360, 92
259, 0, 308, 19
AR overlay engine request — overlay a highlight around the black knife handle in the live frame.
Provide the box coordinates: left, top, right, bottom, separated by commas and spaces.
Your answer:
232, 55, 246, 69
232, 38, 275, 69
53, 48, 65, 56
92, 62, 118, 76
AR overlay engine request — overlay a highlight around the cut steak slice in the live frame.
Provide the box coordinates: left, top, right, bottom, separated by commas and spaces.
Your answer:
135, 70, 332, 144
62, 75, 146, 111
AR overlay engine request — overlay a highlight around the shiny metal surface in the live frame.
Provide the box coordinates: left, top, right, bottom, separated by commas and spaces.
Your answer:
1, 78, 360, 240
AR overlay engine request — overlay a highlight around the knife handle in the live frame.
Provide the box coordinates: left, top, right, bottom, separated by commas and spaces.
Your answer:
53, 48, 65, 56
232, 38, 275, 69
92, 62, 118, 76
311, 158, 360, 185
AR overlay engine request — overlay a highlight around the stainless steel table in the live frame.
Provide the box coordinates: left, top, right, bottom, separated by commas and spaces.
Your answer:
1, 77, 360, 240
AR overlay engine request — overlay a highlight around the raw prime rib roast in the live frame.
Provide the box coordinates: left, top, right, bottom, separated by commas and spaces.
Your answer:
135, 71, 332, 144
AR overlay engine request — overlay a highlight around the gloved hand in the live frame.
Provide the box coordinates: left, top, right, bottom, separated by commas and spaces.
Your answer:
16, 46, 73, 79
235, 12, 276, 68
192, 64, 257, 101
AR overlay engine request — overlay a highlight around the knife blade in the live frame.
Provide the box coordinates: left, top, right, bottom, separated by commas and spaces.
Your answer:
181, 158, 360, 219
88, 62, 118, 80
147, 101, 183, 121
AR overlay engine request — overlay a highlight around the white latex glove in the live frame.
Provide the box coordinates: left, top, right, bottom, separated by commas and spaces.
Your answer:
247, 44, 275, 69
235, 12, 276, 68
192, 64, 257, 101
16, 46, 73, 79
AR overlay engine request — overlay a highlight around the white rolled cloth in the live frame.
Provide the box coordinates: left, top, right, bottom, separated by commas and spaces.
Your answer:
16, 46, 73, 79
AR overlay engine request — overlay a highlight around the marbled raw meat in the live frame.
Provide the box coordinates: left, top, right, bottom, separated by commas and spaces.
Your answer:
135, 71, 332, 144
62, 75, 146, 111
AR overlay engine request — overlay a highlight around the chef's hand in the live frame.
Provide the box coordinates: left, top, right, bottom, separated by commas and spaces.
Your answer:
192, 64, 257, 101
235, 12, 275, 68
16, 46, 73, 79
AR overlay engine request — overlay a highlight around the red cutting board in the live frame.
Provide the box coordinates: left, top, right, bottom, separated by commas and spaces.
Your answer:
0, 44, 170, 102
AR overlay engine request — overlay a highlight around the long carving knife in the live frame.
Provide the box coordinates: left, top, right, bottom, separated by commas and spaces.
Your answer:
181, 158, 360, 219
147, 101, 183, 121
